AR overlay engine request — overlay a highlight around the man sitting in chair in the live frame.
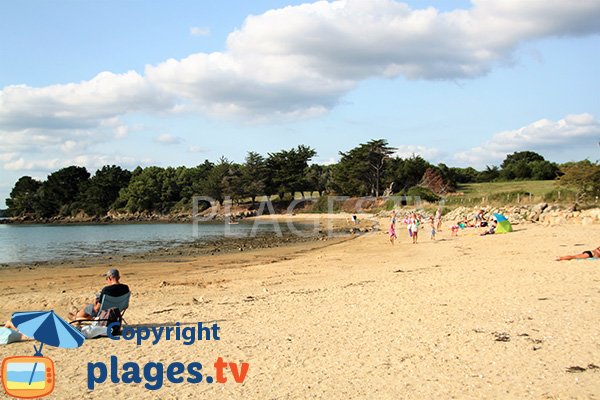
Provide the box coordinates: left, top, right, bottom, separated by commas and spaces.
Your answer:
70, 269, 130, 321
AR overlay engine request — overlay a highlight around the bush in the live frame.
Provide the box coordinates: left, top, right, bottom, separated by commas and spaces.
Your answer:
405, 186, 441, 203
309, 196, 343, 213
543, 189, 576, 203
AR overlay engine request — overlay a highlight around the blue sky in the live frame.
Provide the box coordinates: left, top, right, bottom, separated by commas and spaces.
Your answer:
1, 0, 599, 207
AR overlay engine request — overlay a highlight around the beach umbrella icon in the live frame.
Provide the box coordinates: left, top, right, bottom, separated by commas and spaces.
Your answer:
492, 213, 513, 234
10, 311, 85, 386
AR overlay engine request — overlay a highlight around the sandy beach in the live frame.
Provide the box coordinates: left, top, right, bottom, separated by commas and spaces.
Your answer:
1, 216, 599, 399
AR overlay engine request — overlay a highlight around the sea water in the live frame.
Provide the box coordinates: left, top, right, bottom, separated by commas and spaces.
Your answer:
0, 222, 304, 265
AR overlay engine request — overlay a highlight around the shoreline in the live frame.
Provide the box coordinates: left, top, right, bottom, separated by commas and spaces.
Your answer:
1, 222, 599, 398
0, 213, 376, 269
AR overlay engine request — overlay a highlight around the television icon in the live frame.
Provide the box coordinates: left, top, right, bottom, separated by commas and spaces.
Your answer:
1, 356, 55, 399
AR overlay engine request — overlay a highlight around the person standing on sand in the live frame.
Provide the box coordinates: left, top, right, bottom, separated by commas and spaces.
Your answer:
410, 213, 419, 244
435, 207, 442, 231
389, 211, 397, 244
556, 246, 600, 261
429, 216, 436, 240
389, 221, 397, 244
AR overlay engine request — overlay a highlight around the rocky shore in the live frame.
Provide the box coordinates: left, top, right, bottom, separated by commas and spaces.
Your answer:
442, 203, 600, 226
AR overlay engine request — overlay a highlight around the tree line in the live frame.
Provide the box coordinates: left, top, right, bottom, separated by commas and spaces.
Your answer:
5, 139, 591, 218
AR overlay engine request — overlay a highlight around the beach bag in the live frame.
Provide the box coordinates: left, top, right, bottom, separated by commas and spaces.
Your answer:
96, 307, 122, 335
81, 325, 108, 339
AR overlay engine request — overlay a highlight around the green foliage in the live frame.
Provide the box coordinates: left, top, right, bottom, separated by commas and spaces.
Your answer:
486, 190, 531, 203
499, 151, 559, 180
266, 145, 316, 199
334, 139, 395, 196
543, 189, 576, 202
6, 176, 41, 216
117, 166, 164, 212
6, 143, 593, 219
558, 160, 600, 204
242, 152, 267, 204
35, 166, 90, 217
310, 195, 342, 213
405, 186, 441, 203
81, 165, 131, 216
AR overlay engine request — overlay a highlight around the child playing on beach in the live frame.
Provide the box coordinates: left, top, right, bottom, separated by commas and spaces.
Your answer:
388, 222, 397, 245
429, 217, 436, 240
451, 224, 459, 237
556, 246, 600, 261
410, 213, 419, 244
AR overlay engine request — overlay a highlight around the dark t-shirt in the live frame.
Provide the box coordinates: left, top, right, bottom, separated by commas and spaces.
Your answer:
99, 283, 129, 302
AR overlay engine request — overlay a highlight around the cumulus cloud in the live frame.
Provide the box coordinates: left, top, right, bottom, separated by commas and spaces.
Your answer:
393, 145, 442, 160
145, 0, 600, 118
1, 1, 599, 126
3, 154, 150, 172
1, 0, 599, 179
454, 113, 600, 166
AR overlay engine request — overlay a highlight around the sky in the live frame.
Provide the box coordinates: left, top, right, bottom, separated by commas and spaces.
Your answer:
1, 0, 600, 207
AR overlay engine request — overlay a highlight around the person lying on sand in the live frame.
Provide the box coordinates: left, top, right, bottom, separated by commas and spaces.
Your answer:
480, 220, 497, 236
0, 320, 28, 344
555, 246, 600, 261
69, 269, 129, 321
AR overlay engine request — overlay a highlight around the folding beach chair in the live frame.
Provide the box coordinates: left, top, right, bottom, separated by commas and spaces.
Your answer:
97, 292, 131, 327
70, 292, 131, 333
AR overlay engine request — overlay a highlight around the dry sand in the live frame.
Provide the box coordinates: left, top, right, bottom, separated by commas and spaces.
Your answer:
1, 216, 599, 399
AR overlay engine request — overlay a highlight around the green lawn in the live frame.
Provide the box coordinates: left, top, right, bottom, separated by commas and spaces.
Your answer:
456, 180, 558, 198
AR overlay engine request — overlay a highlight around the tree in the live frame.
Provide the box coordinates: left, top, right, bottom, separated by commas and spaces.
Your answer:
389, 155, 431, 192
205, 157, 232, 206
477, 165, 500, 182
500, 151, 557, 180
35, 166, 90, 217
6, 176, 42, 216
117, 166, 164, 212
501, 151, 545, 169
222, 163, 245, 203
419, 168, 452, 195
81, 165, 131, 216
266, 145, 316, 200
242, 152, 267, 205
558, 160, 600, 205
305, 164, 331, 197
334, 139, 395, 197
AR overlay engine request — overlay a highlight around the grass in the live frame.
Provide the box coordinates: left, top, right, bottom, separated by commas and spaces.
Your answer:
456, 180, 558, 198
444, 180, 564, 207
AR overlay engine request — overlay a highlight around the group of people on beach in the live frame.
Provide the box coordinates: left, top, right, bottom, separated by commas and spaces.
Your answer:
386, 207, 600, 262
389, 208, 441, 245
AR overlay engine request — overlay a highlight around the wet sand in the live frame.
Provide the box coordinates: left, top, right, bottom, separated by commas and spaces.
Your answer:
0, 217, 599, 399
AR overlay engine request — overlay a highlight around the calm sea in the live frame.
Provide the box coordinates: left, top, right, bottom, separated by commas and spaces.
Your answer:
0, 222, 308, 265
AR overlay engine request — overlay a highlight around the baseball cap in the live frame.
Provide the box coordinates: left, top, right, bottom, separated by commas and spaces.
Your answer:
104, 269, 120, 278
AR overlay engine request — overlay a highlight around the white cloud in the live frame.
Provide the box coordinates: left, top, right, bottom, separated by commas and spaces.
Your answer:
454, 113, 600, 166
155, 133, 182, 145
190, 26, 210, 37
3, 154, 150, 172
393, 145, 442, 160
1, 1, 598, 127
0, 0, 599, 180
145, 0, 600, 118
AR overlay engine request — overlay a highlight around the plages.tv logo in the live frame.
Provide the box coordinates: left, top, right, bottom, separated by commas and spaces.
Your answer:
1, 311, 85, 399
